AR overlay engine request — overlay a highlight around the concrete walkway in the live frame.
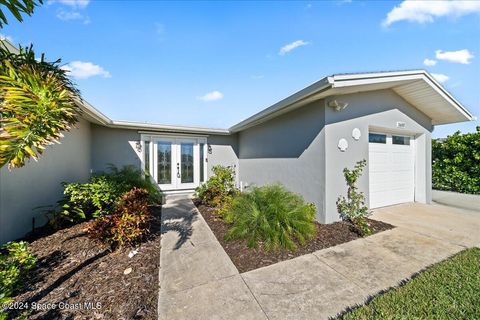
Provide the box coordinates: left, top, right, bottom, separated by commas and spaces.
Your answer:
158, 198, 267, 320
158, 200, 480, 320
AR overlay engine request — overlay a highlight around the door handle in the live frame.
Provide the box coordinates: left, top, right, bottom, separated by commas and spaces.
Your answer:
176, 163, 180, 178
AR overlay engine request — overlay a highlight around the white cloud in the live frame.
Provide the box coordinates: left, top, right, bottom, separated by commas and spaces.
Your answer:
56, 9, 90, 24
50, 0, 90, 23
61, 61, 111, 79
383, 1, 480, 26
49, 0, 90, 9
279, 40, 310, 55
251, 74, 264, 79
197, 91, 224, 102
435, 49, 474, 64
431, 73, 449, 83
423, 58, 437, 66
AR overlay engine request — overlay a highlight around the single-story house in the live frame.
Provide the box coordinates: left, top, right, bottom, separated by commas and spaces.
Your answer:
0, 69, 473, 243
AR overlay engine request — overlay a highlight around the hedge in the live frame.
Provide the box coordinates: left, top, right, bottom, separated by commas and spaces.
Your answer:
432, 127, 480, 194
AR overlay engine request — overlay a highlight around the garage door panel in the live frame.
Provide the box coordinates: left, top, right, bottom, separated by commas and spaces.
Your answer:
369, 133, 414, 209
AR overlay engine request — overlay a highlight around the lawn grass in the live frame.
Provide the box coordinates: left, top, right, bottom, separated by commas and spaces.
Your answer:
338, 247, 480, 320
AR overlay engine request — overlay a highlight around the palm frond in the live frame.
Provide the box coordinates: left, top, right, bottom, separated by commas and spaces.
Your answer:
224, 184, 317, 251
0, 45, 79, 169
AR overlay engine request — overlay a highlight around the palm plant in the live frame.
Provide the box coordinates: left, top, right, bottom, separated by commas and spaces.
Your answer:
0, 0, 43, 27
224, 184, 317, 251
0, 44, 79, 169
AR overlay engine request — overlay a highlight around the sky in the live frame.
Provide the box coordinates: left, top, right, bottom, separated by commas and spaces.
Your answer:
2, 0, 480, 138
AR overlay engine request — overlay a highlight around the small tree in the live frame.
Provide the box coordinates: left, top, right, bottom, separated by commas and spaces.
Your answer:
336, 159, 371, 236
0, 44, 79, 169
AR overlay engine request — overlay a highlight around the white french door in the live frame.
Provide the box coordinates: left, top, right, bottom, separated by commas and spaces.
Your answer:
144, 136, 207, 191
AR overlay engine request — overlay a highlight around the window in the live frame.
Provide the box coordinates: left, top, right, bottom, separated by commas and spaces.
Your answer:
369, 133, 386, 144
144, 141, 150, 174
180, 143, 194, 183
392, 135, 410, 145
157, 142, 172, 184
200, 143, 205, 182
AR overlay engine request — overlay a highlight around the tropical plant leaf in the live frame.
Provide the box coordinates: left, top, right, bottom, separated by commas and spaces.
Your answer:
0, 0, 43, 27
0, 44, 79, 169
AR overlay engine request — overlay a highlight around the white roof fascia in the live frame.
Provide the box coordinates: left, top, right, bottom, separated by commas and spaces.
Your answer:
331, 71, 473, 122
229, 77, 333, 132
331, 73, 424, 88
75, 98, 112, 124
111, 120, 230, 135
420, 72, 474, 122
75, 100, 230, 134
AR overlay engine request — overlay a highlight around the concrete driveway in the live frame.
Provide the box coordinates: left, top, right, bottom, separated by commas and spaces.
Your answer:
159, 200, 480, 320
432, 189, 480, 213
371, 202, 480, 247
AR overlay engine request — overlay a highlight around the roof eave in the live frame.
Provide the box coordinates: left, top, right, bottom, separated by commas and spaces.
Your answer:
331, 70, 473, 123
111, 120, 231, 135
229, 77, 333, 132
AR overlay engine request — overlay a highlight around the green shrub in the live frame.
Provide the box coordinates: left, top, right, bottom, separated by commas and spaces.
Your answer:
224, 184, 317, 251
103, 165, 163, 203
87, 188, 152, 249
196, 165, 238, 207
61, 175, 122, 221
51, 165, 162, 226
215, 195, 235, 217
432, 127, 480, 194
336, 159, 371, 236
0, 241, 36, 309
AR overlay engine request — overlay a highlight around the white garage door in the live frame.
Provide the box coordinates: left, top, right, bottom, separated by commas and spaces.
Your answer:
369, 132, 415, 209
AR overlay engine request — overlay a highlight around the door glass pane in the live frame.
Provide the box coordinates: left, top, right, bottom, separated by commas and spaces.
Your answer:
157, 142, 171, 184
369, 133, 386, 144
392, 135, 410, 145
181, 143, 194, 183
200, 143, 205, 182
144, 141, 150, 174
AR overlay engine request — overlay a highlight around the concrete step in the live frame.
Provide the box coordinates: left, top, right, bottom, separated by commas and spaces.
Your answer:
164, 191, 195, 203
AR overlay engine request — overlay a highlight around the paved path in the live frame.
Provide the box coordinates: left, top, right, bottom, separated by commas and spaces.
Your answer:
158, 200, 480, 320
158, 198, 267, 320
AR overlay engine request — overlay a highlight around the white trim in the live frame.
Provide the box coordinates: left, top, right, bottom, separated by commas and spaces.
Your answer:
141, 133, 207, 192
138, 130, 209, 137
71, 69, 473, 134
229, 77, 332, 132
230, 70, 473, 132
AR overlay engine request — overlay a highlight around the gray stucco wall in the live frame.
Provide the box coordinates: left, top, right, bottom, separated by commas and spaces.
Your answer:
91, 126, 239, 182
238, 100, 327, 222
0, 118, 91, 243
207, 134, 239, 182
236, 89, 433, 224
323, 89, 433, 223
90, 124, 142, 173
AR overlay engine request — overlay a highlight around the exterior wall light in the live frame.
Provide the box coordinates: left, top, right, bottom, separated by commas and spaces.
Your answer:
135, 141, 142, 153
207, 144, 212, 154
327, 99, 349, 111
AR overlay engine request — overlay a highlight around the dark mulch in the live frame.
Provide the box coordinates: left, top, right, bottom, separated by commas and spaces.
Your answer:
8, 206, 162, 320
196, 202, 394, 273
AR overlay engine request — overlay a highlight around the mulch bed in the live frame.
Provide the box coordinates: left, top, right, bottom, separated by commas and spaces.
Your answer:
196, 202, 394, 273
8, 206, 162, 320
